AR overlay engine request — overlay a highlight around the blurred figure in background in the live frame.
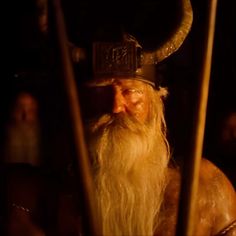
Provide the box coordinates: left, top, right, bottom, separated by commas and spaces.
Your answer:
0, 91, 46, 236
214, 111, 236, 188
3, 92, 41, 167
220, 112, 236, 157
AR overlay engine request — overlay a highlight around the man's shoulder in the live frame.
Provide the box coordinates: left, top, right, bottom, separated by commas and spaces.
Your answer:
166, 158, 235, 190
198, 158, 236, 234
166, 158, 236, 209
197, 158, 236, 207
165, 158, 236, 235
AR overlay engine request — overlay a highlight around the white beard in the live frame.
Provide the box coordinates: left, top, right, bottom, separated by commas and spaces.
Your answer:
87, 108, 169, 236
4, 122, 41, 167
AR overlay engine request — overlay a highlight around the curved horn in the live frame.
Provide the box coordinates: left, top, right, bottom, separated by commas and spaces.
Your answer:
142, 0, 193, 64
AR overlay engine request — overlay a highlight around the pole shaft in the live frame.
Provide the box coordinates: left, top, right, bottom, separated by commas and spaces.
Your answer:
176, 0, 218, 235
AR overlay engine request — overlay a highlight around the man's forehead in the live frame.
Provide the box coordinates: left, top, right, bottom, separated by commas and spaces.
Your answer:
85, 77, 148, 88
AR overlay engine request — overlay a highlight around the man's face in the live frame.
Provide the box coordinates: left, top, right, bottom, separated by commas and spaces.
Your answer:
12, 93, 38, 124
36, 0, 48, 34
80, 78, 151, 123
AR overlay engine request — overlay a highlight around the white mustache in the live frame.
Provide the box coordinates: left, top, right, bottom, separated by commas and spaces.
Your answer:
88, 113, 139, 133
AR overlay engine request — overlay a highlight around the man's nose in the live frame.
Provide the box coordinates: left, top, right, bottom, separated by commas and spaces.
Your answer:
112, 88, 126, 114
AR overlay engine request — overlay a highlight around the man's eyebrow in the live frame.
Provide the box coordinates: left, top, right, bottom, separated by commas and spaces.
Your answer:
85, 78, 115, 87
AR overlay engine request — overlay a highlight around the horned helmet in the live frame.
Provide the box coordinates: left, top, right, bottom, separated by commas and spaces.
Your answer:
72, 0, 193, 88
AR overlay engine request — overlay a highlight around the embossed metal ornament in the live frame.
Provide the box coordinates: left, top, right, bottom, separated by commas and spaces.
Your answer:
93, 42, 138, 78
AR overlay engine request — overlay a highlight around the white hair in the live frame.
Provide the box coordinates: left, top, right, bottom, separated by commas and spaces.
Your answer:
87, 86, 170, 236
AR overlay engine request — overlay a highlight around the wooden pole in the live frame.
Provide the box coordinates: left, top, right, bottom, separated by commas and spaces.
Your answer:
176, 0, 218, 235
50, 0, 100, 235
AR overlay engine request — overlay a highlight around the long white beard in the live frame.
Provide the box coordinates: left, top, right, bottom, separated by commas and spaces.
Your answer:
87, 110, 169, 236
4, 122, 41, 167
